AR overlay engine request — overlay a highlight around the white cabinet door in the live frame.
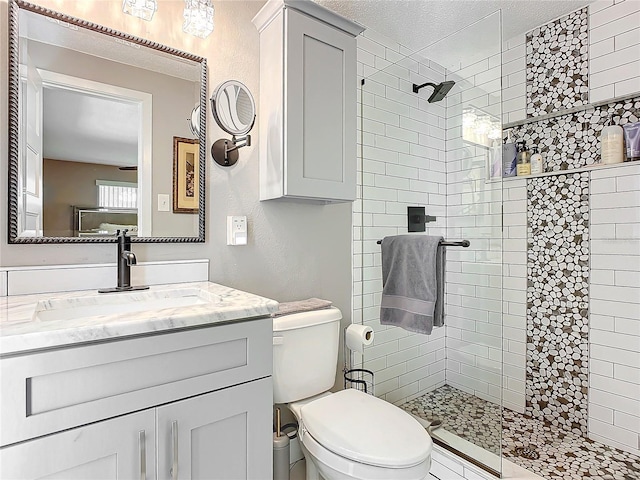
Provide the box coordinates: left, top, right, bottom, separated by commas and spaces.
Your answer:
157, 378, 272, 480
285, 8, 357, 202
0, 410, 155, 480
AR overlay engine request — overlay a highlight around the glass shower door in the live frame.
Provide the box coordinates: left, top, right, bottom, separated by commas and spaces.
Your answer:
353, 11, 504, 475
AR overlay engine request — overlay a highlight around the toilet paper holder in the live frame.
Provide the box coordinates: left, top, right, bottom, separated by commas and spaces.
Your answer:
342, 325, 375, 395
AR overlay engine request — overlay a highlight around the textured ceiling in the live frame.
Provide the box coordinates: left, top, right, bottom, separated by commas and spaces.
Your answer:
313, 0, 595, 52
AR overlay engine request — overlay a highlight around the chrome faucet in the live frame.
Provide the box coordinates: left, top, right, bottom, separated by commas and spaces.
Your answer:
99, 229, 149, 293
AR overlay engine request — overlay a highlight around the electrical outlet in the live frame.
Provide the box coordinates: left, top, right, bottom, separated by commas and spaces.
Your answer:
227, 216, 247, 245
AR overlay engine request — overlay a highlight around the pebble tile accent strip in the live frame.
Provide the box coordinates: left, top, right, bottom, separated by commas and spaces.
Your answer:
526, 172, 590, 436
506, 97, 640, 172
400, 385, 640, 479
526, 8, 589, 117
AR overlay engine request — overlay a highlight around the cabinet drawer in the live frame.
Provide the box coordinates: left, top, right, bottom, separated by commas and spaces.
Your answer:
0, 317, 272, 447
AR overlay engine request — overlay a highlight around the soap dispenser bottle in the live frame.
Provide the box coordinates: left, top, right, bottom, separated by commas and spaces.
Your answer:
530, 146, 544, 174
601, 115, 624, 164
516, 141, 531, 176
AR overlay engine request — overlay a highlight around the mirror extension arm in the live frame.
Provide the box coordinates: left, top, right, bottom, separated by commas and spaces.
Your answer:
211, 134, 251, 167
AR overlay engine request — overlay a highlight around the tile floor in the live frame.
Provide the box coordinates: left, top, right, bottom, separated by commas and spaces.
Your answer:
401, 385, 640, 479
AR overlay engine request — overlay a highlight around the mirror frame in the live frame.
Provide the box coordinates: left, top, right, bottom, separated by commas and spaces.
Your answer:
8, 0, 208, 244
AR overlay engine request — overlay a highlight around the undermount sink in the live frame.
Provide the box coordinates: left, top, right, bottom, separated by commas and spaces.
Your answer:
33, 288, 220, 322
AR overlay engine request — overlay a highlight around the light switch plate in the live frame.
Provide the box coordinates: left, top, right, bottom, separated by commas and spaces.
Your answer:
158, 194, 170, 212
227, 216, 247, 245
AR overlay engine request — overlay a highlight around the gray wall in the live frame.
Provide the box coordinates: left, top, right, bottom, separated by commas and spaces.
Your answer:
0, 0, 352, 369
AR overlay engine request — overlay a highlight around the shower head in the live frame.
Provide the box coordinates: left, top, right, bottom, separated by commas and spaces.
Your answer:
412, 80, 456, 103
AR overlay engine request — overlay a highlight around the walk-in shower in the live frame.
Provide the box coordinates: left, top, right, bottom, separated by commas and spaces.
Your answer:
353, 5, 640, 479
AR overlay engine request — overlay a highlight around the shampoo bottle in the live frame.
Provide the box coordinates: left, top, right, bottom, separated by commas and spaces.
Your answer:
530, 146, 544, 174
623, 121, 640, 162
516, 141, 531, 176
502, 131, 517, 177
601, 115, 624, 164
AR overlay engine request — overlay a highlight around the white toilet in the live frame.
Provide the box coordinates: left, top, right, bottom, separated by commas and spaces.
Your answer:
273, 307, 433, 480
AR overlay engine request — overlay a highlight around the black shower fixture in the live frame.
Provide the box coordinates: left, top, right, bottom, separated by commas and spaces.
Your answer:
412, 80, 456, 103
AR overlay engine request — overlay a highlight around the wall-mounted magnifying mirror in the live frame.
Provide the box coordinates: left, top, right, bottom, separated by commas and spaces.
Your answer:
189, 105, 201, 137
210, 80, 256, 167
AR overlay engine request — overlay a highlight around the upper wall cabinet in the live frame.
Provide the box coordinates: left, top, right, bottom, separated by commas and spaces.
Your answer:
253, 0, 364, 203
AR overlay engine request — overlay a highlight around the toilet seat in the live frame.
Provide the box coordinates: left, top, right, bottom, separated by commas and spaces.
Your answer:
299, 389, 432, 468
300, 421, 432, 480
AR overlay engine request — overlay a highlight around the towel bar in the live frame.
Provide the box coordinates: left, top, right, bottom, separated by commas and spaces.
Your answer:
376, 239, 470, 247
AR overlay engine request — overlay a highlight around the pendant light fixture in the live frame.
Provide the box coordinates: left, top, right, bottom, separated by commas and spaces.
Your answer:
122, 0, 157, 21
183, 0, 215, 39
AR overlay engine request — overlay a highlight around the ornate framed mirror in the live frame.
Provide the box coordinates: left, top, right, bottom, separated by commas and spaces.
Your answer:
8, 0, 207, 243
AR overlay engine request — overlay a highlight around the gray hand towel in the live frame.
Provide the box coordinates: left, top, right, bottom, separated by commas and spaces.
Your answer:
271, 298, 333, 317
380, 235, 445, 335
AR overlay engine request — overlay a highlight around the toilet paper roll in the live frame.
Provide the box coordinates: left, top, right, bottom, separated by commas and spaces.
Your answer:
345, 324, 374, 353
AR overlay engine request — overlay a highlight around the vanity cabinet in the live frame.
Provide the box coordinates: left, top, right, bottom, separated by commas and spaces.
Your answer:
253, 0, 364, 203
0, 318, 273, 479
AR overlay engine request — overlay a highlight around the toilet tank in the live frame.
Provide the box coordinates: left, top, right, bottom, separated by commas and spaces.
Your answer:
272, 307, 342, 404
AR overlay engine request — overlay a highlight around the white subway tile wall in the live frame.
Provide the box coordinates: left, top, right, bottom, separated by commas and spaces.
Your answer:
355, 29, 448, 406
501, 34, 527, 124
589, 164, 640, 456
589, 0, 640, 102
502, 179, 528, 413
427, 446, 546, 480
445, 53, 504, 407
503, 1, 640, 119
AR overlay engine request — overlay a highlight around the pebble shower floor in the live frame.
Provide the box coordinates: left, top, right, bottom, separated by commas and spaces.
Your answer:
400, 385, 640, 479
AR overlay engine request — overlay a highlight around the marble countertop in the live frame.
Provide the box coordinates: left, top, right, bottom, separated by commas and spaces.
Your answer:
0, 282, 278, 356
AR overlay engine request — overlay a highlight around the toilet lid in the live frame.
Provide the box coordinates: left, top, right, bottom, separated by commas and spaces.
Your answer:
300, 389, 432, 468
